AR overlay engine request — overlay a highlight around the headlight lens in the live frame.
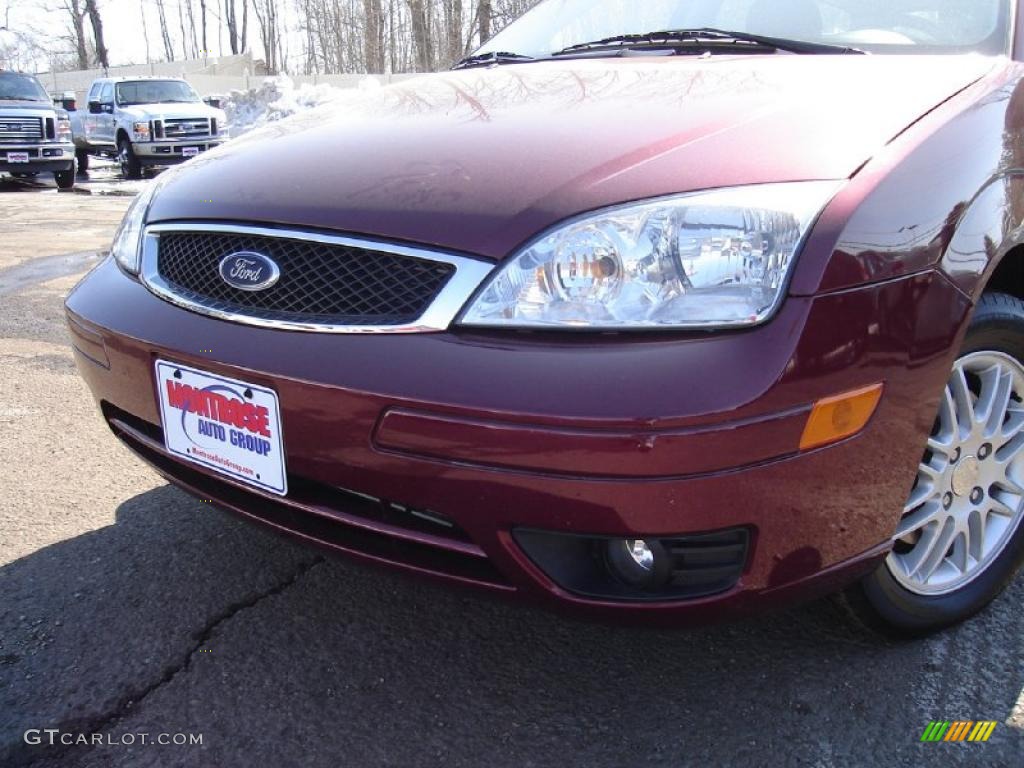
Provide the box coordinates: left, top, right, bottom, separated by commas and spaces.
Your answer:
132, 121, 150, 141
110, 181, 159, 274
460, 182, 840, 330
57, 116, 73, 141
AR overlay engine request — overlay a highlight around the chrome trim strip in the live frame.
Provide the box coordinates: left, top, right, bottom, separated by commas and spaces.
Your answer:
140, 222, 494, 334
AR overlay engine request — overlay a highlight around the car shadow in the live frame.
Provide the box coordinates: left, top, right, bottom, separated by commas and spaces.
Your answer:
2, 484, 1022, 767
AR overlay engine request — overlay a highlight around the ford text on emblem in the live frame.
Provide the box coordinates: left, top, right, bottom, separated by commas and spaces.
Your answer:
218, 252, 281, 292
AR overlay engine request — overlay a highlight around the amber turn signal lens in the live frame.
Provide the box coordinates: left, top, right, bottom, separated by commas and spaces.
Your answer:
800, 383, 884, 451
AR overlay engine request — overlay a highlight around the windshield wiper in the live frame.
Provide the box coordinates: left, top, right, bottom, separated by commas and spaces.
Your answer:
553, 28, 866, 57
453, 50, 536, 70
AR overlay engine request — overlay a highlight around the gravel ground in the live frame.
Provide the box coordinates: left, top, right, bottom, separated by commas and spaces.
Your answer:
0, 179, 1022, 768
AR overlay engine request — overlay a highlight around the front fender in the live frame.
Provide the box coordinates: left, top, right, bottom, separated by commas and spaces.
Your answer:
790, 60, 1024, 303
941, 172, 1024, 301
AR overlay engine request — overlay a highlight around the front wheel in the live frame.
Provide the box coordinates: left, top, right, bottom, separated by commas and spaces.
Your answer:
117, 138, 141, 180
847, 292, 1024, 636
54, 162, 76, 189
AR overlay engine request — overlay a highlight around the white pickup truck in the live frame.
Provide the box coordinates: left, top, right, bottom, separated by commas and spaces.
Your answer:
70, 76, 228, 179
0, 71, 76, 188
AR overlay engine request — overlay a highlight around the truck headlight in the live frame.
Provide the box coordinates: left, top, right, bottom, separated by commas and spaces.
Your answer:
459, 182, 841, 330
57, 116, 73, 141
132, 121, 151, 141
111, 181, 160, 274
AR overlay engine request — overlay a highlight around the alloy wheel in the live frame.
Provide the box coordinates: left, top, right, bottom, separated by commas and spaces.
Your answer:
888, 351, 1024, 595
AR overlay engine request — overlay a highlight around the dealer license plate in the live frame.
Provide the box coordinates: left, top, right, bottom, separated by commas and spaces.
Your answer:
6, 152, 29, 163
155, 360, 287, 495
181, 146, 200, 157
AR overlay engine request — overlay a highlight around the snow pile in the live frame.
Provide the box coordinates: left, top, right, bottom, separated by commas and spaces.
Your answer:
218, 76, 378, 137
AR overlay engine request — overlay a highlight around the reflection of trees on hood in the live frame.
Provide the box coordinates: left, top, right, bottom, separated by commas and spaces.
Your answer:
295, 0, 542, 75
376, 64, 773, 123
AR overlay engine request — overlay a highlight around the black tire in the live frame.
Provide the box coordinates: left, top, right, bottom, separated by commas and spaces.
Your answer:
117, 137, 142, 180
845, 292, 1024, 637
76, 148, 89, 174
54, 161, 76, 190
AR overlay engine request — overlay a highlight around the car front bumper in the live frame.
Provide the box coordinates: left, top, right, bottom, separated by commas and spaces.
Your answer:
134, 140, 223, 165
64, 256, 971, 623
0, 143, 74, 173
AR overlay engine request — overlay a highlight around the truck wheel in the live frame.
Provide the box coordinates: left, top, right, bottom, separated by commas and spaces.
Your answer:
843, 292, 1024, 636
54, 162, 76, 190
117, 138, 142, 180
76, 149, 89, 174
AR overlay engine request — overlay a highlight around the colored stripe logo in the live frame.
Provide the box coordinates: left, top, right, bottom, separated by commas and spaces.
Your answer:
920, 721, 997, 742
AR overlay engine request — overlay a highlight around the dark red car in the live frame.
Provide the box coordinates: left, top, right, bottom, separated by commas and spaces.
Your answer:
66, 0, 1024, 635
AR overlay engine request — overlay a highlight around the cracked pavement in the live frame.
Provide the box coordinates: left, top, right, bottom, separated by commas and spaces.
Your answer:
1, 183, 1023, 768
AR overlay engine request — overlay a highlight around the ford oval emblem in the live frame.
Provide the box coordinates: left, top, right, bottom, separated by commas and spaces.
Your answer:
218, 251, 280, 292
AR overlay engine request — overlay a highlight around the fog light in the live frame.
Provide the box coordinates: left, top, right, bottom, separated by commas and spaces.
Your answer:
605, 538, 670, 589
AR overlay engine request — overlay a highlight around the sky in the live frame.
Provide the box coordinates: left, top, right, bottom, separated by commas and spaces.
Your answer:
2, 0, 263, 71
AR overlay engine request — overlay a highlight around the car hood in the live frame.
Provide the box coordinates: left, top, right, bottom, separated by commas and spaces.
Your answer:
149, 55, 994, 260
120, 102, 221, 120
0, 101, 55, 112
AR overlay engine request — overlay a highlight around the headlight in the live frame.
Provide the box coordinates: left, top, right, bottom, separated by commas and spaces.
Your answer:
110, 180, 160, 274
132, 121, 151, 141
460, 182, 841, 330
57, 116, 73, 141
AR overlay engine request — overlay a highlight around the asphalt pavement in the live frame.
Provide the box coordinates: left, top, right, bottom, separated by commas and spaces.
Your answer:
0, 173, 1022, 768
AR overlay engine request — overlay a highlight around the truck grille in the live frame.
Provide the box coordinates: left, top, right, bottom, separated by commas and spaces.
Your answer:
155, 231, 457, 326
161, 118, 211, 138
0, 116, 43, 143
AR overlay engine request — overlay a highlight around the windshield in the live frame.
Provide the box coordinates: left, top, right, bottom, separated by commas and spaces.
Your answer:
115, 80, 200, 106
477, 0, 1012, 57
0, 73, 49, 102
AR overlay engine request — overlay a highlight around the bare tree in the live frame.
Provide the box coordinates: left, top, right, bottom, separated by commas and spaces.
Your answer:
478, 0, 491, 43
178, 0, 189, 59
223, 0, 238, 54
442, 0, 462, 66
177, 0, 200, 59
84, 0, 108, 68
199, 0, 208, 55
224, 0, 248, 55
252, 0, 281, 73
242, 0, 249, 54
407, 0, 432, 72
155, 0, 176, 61
363, 0, 384, 73
140, 1, 151, 63
59, 0, 90, 70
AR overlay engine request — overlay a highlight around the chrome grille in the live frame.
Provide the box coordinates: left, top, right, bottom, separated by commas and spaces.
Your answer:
155, 230, 457, 326
141, 224, 493, 334
0, 116, 43, 143
162, 118, 211, 139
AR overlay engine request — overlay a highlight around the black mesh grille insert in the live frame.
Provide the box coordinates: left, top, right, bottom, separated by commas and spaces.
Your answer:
156, 231, 456, 326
